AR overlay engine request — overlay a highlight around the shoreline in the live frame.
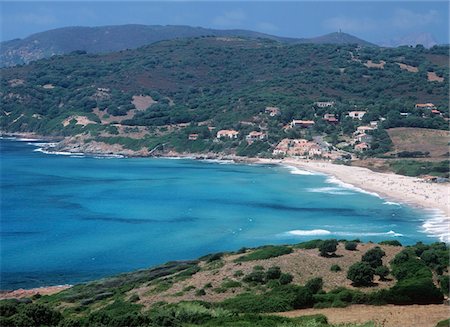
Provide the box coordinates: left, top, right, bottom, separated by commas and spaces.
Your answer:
0, 285, 72, 300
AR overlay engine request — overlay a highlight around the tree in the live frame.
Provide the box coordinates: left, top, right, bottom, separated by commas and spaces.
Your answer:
362, 246, 386, 268
347, 262, 375, 286
375, 265, 390, 281
319, 239, 338, 257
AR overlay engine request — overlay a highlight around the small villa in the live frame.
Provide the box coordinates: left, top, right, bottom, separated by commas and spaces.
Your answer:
188, 134, 199, 141
323, 113, 338, 123
355, 142, 370, 151
348, 111, 366, 120
415, 103, 435, 109
216, 129, 239, 139
265, 106, 281, 116
314, 101, 335, 108
246, 131, 266, 144
290, 120, 315, 128
431, 109, 442, 115
355, 126, 374, 134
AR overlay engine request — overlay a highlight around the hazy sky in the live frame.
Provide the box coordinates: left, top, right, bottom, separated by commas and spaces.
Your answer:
1, 1, 449, 44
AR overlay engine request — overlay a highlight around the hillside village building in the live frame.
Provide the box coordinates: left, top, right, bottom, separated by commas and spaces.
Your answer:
246, 131, 266, 144
348, 111, 366, 120
323, 113, 338, 123
273, 138, 322, 157
216, 130, 239, 139
314, 101, 335, 108
290, 120, 315, 128
265, 106, 281, 116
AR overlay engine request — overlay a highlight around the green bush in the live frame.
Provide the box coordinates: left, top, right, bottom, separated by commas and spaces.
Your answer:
243, 271, 266, 284
375, 266, 390, 281
385, 278, 444, 304
345, 241, 358, 251
362, 247, 385, 268
379, 240, 402, 246
391, 258, 432, 281
295, 239, 324, 249
438, 275, 449, 295
319, 239, 338, 257
279, 273, 294, 285
330, 264, 341, 272
347, 262, 375, 286
305, 278, 323, 294
265, 266, 282, 280
235, 245, 292, 262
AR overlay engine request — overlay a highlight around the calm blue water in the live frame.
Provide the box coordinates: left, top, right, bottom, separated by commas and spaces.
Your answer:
0, 139, 436, 289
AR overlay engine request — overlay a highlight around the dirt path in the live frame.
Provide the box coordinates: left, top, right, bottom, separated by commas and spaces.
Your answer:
277, 304, 450, 327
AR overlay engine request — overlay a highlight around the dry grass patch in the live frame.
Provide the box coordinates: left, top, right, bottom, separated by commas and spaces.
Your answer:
387, 127, 449, 158
62, 115, 97, 127
396, 62, 419, 73
427, 72, 444, 82
277, 304, 450, 327
364, 60, 385, 69
131, 95, 157, 110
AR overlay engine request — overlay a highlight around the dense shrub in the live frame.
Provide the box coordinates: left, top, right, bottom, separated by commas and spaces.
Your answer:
438, 275, 449, 295
362, 247, 385, 268
295, 239, 323, 249
378, 240, 402, 246
265, 266, 282, 280
235, 245, 292, 262
279, 273, 294, 285
330, 264, 341, 272
345, 241, 358, 251
319, 239, 338, 257
305, 278, 323, 294
347, 262, 375, 286
375, 266, 390, 281
385, 278, 444, 304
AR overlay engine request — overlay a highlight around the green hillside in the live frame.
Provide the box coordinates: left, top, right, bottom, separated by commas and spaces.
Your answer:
0, 25, 375, 67
1, 37, 448, 159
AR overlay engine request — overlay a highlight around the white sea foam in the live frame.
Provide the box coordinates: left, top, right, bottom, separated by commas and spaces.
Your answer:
422, 209, 450, 243
325, 175, 382, 198
33, 148, 85, 156
16, 138, 43, 142
383, 201, 401, 206
285, 165, 318, 175
306, 186, 353, 195
201, 159, 235, 165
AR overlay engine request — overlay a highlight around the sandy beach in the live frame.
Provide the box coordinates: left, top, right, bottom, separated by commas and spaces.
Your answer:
258, 158, 450, 242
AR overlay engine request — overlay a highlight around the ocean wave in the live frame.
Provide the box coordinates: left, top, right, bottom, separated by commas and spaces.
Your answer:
201, 159, 235, 165
16, 138, 44, 142
325, 175, 382, 198
422, 209, 450, 243
285, 165, 318, 175
306, 186, 353, 195
33, 148, 85, 156
28, 142, 57, 148
285, 229, 404, 237
383, 201, 401, 206
287, 229, 331, 236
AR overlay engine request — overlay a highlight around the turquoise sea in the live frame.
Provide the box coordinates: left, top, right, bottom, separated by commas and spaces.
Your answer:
0, 138, 440, 289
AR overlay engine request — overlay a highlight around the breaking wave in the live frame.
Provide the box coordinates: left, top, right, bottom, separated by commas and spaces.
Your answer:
285, 229, 404, 237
